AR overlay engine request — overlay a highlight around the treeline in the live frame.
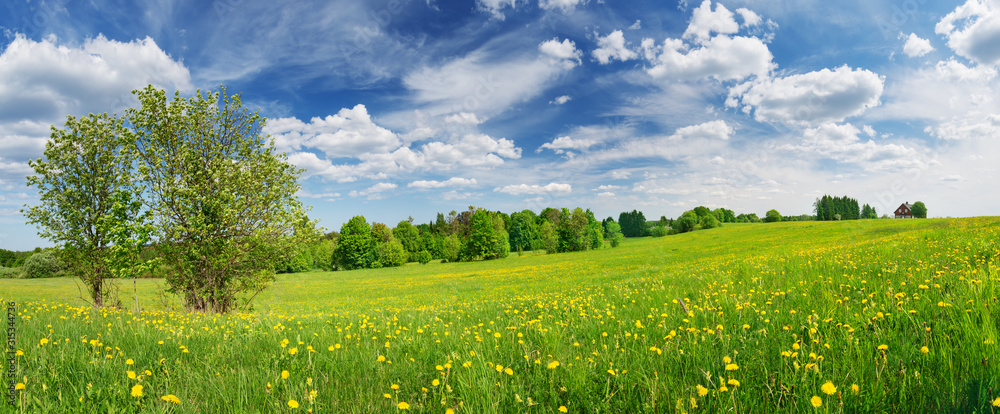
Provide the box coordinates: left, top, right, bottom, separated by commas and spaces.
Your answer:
814, 195, 877, 220
0, 248, 36, 268
276, 206, 624, 272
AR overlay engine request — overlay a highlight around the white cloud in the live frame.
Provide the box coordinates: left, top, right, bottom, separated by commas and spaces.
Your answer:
348, 182, 397, 199
476, 0, 523, 20
629, 20, 642, 30
550, 95, 572, 105
862, 125, 877, 137
597, 191, 616, 197
444, 112, 485, 125
441, 190, 481, 200
494, 183, 572, 195
539, 0, 587, 12
925, 113, 1000, 140
902, 33, 935, 57
935, 0, 1000, 66
785, 123, 924, 171
645, 35, 773, 81
610, 170, 631, 179
592, 30, 637, 64
683, 0, 740, 45
407, 177, 479, 189
735, 8, 762, 26
539, 38, 583, 69
537, 136, 598, 154
670, 120, 733, 140
266, 104, 399, 157
727, 65, 884, 126
595, 185, 622, 191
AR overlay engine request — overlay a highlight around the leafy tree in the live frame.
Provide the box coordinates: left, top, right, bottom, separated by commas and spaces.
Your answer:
375, 239, 408, 267
650, 225, 669, 237
605, 220, 625, 247
700, 214, 720, 229
24, 112, 132, 306
392, 221, 421, 257
440, 234, 462, 262
461, 209, 510, 261
618, 210, 648, 237
508, 211, 540, 252
764, 209, 782, 223
911, 201, 927, 218
539, 221, 558, 254
861, 204, 878, 219
412, 250, 433, 264
128, 85, 315, 313
693, 206, 711, 218
336, 216, 376, 270
22, 250, 64, 279
675, 211, 699, 233
98, 190, 158, 311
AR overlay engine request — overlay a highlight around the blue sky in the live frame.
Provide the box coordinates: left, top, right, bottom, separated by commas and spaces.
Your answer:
1, 0, 999, 250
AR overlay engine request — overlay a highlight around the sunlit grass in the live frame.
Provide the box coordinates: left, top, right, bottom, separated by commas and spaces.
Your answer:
2, 217, 998, 412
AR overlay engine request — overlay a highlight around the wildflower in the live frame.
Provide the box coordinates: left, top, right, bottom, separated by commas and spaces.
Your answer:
436, 365, 444, 371
131, 384, 143, 398
160, 394, 181, 405
877, 344, 888, 351
696, 385, 708, 397
559, 406, 568, 413
281, 370, 289, 379
289, 348, 298, 355
40, 338, 49, 346
992, 397, 1000, 407
725, 364, 739, 371
288, 399, 299, 408
384, 394, 392, 399
391, 384, 400, 390
446, 410, 455, 414
851, 384, 859, 395
328, 346, 334, 351
821, 382, 836, 395
15, 383, 25, 391
810, 396, 822, 407
548, 361, 560, 369
920, 346, 929, 354
126, 358, 134, 365
504, 368, 513, 375
15, 350, 23, 356
432, 379, 440, 387
719, 386, 728, 392
742, 324, 750, 330
727, 379, 740, 387
397, 402, 410, 410
607, 369, 616, 376
723, 356, 731, 364
378, 355, 387, 362
127, 371, 136, 380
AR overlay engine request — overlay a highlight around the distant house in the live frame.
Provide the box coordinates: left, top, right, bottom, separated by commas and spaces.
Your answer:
894, 202, 913, 219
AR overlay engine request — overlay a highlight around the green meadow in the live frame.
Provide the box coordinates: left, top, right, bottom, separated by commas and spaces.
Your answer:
2, 217, 999, 413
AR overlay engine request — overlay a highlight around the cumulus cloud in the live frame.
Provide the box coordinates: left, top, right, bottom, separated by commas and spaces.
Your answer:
726, 65, 884, 126
683, 0, 740, 44
539, 38, 583, 69
348, 182, 398, 199
539, 0, 587, 12
902, 33, 935, 57
593, 30, 637, 64
407, 177, 479, 189
735, 8, 762, 26
670, 120, 733, 140
266, 104, 399, 157
494, 183, 572, 195
924, 113, 1000, 140
550, 95, 572, 105
935, 0, 1000, 66
476, 0, 523, 20
785, 123, 923, 171
537, 136, 598, 154
644, 35, 773, 81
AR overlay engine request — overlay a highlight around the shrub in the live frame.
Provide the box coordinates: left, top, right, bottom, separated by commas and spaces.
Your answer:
650, 225, 669, 237
0, 266, 22, 279
413, 250, 433, 264
23, 250, 64, 278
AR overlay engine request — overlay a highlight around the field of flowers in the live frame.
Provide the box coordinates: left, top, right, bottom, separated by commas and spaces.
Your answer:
2, 217, 999, 413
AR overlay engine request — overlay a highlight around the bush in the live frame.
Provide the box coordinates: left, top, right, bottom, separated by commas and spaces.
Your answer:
376, 240, 408, 268
649, 225, 669, 237
0, 266, 22, 279
23, 250, 64, 278
413, 250, 432, 264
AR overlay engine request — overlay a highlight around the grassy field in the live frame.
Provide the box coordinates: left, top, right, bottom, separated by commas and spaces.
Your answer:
2, 217, 999, 413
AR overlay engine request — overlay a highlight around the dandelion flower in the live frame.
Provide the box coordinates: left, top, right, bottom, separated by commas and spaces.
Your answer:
821, 382, 836, 395
15, 350, 23, 356
384, 393, 392, 399
727, 379, 740, 387
40, 338, 49, 346
391, 384, 400, 390
15, 383, 25, 391
504, 368, 513, 375
877, 344, 888, 351
446, 409, 454, 414
920, 346, 929, 354
548, 361, 560, 369
558, 406, 568, 413
725, 364, 739, 371
160, 394, 181, 405
288, 399, 299, 408
131, 384, 144, 398
992, 397, 1000, 407
126, 358, 134, 365
378, 355, 387, 362
127, 371, 136, 380
432, 379, 440, 387
851, 384, 859, 395
810, 396, 821, 407
397, 402, 410, 410
696, 385, 708, 397
288, 348, 298, 355
328, 346, 334, 352
281, 370, 289, 380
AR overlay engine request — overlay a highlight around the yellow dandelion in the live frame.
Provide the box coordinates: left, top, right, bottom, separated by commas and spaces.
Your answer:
723, 356, 731, 364
328, 346, 335, 352
288, 348, 298, 355
504, 368, 513, 376
821, 382, 836, 395
126, 358, 134, 365
992, 397, 1000, 407
727, 379, 740, 387
920, 346, 929, 354
15, 350, 23, 356
127, 371, 136, 380
378, 355, 387, 362
281, 370, 289, 379
719, 386, 729, 392
384, 393, 392, 399
742, 324, 750, 330
607, 369, 616, 376
810, 396, 821, 408
877, 344, 888, 351
288, 399, 299, 408
391, 384, 400, 390
131, 384, 144, 398
446, 409, 455, 414
696, 385, 708, 397
725, 364, 739, 371
548, 361, 560, 369
15, 383, 25, 391
558, 406, 568, 413
40, 338, 49, 346
160, 394, 181, 405
397, 401, 410, 410
432, 379, 440, 387
851, 384, 859, 395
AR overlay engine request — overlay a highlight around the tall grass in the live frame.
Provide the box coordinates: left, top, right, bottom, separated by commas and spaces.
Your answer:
2, 217, 998, 413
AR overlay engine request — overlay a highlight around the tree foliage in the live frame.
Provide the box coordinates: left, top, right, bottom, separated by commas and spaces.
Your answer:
618, 210, 648, 237
814, 195, 861, 220
911, 201, 927, 218
128, 85, 314, 313
24, 112, 132, 306
604, 219, 625, 247
764, 209, 782, 223
22, 250, 64, 279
